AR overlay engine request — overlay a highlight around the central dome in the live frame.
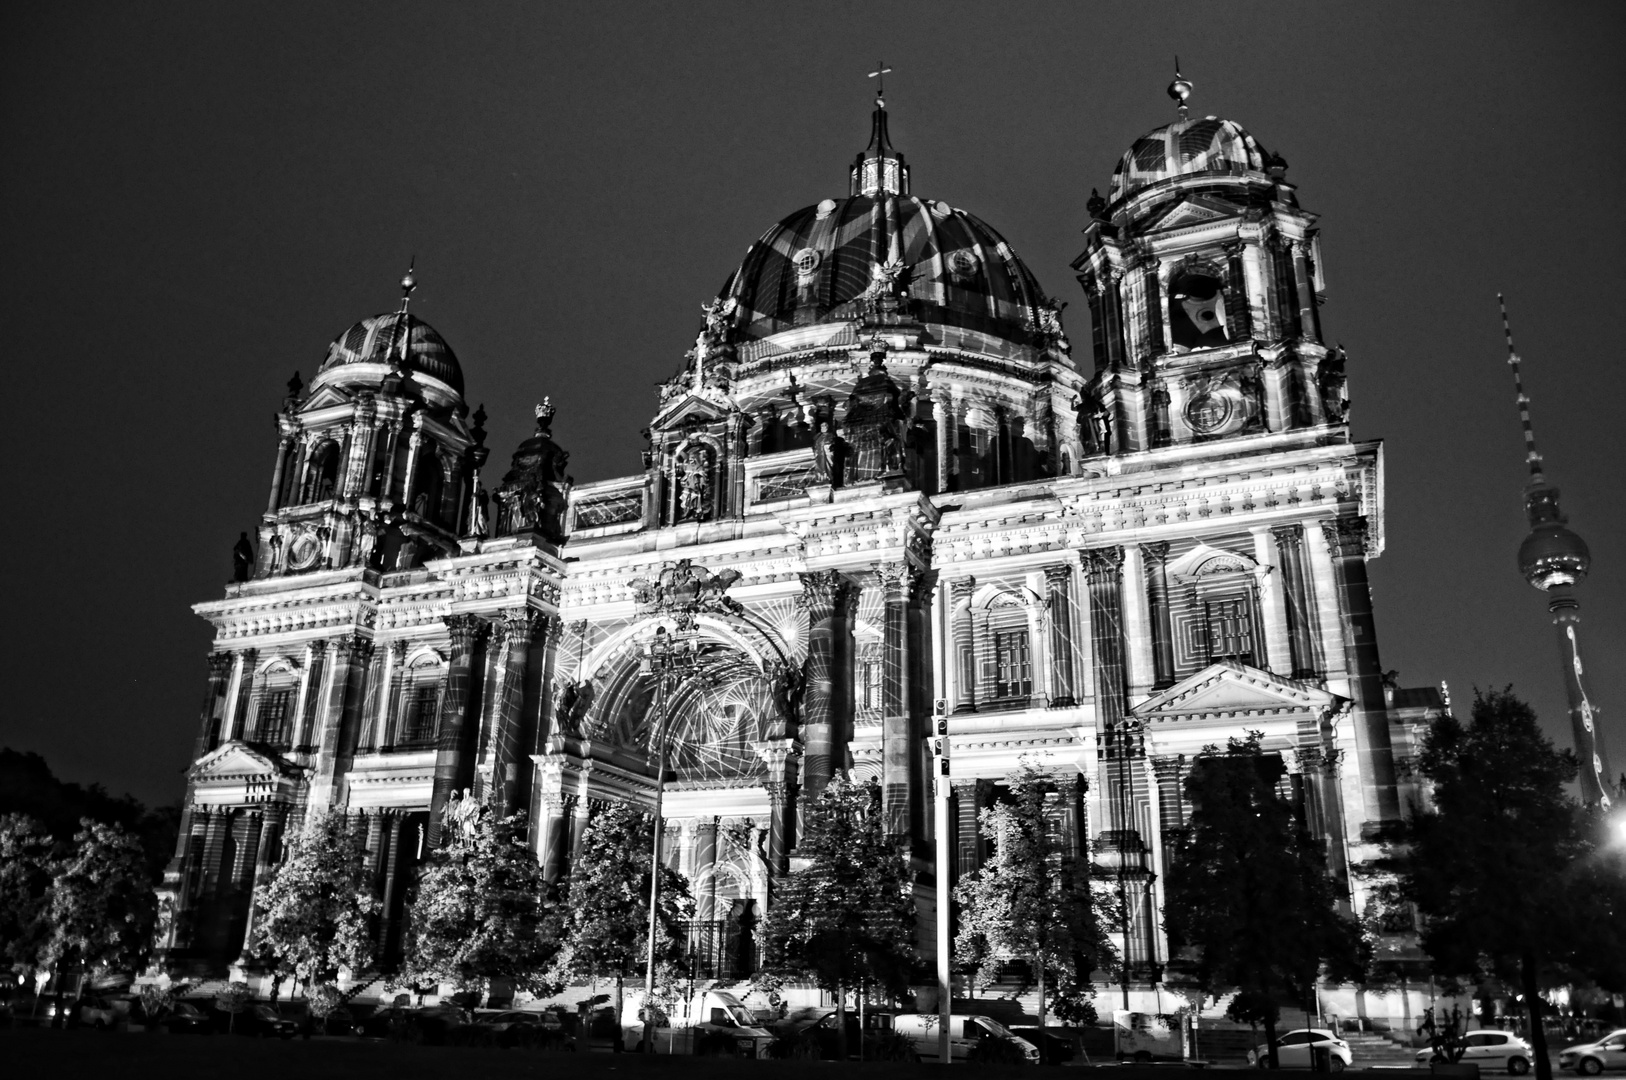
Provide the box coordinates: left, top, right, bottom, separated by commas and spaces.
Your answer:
717, 193, 1052, 348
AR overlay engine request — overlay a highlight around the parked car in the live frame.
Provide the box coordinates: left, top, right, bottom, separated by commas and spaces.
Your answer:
1559, 1029, 1626, 1075
893, 1013, 1041, 1064
1416, 1030, 1534, 1074
79, 995, 121, 1029
474, 1009, 564, 1049
1252, 1028, 1352, 1070
161, 1001, 215, 1034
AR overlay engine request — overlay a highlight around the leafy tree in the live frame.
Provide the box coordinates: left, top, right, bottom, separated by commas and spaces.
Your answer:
954, 763, 1115, 1060
0, 814, 53, 976
42, 819, 158, 980
756, 778, 916, 1061
552, 801, 692, 1030
248, 811, 377, 989
1398, 689, 1621, 1080
1163, 734, 1361, 1069
398, 805, 562, 1000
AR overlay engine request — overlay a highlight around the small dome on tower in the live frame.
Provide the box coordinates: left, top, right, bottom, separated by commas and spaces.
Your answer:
1108, 114, 1267, 204
314, 312, 463, 395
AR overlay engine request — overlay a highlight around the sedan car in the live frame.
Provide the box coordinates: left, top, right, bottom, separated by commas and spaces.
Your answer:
1416, 1030, 1534, 1074
1559, 1029, 1626, 1075
162, 1002, 215, 1034
1253, 1028, 1353, 1070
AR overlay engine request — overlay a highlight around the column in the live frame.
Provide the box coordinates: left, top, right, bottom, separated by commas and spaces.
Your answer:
1121, 545, 1155, 700
1319, 517, 1400, 826
221, 649, 256, 743
377, 812, 405, 952
1272, 525, 1319, 678
1223, 243, 1253, 341
1141, 543, 1176, 689
1292, 241, 1321, 343
757, 740, 801, 876
934, 390, 953, 493
1251, 527, 1293, 675
950, 577, 977, 712
192, 653, 232, 761
798, 570, 852, 796
1041, 566, 1077, 706
878, 563, 917, 840
292, 639, 328, 750
693, 817, 719, 923
491, 609, 543, 816
235, 804, 284, 961
266, 436, 294, 514
1084, 548, 1128, 728
428, 614, 489, 847
950, 778, 990, 882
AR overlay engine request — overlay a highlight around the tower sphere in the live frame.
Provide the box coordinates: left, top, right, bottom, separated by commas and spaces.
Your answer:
1519, 519, 1592, 591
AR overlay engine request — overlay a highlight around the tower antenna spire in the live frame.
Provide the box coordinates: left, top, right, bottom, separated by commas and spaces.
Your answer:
1499, 293, 1545, 484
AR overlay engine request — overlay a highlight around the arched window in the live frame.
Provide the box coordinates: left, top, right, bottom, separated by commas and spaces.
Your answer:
1168, 267, 1231, 350
301, 440, 340, 503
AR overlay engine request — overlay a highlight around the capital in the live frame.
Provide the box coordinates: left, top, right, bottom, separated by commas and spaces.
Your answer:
1319, 516, 1370, 559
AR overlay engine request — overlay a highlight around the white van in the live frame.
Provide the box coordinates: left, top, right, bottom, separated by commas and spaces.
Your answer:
618, 989, 776, 1058
893, 1013, 1041, 1063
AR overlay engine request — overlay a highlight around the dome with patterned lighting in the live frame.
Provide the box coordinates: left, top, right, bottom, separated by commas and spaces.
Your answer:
1108, 114, 1268, 205
314, 312, 464, 395
713, 98, 1060, 352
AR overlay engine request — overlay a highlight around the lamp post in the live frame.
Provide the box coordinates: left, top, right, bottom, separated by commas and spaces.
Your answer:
639, 625, 700, 1055
931, 699, 952, 1064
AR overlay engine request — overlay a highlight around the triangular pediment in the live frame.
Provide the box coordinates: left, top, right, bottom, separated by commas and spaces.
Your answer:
298, 385, 353, 411
650, 391, 735, 431
190, 741, 298, 782
1145, 195, 1238, 233
1132, 660, 1342, 722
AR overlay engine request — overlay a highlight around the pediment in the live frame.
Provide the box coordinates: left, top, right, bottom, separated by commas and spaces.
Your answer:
650, 391, 735, 431
190, 741, 298, 783
298, 385, 353, 411
1132, 660, 1342, 722
1145, 196, 1238, 233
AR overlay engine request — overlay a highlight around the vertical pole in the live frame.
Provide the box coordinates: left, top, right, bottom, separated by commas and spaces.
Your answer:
643, 675, 668, 1055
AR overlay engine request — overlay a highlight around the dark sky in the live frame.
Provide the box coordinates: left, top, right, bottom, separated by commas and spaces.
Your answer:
5, 2, 1622, 807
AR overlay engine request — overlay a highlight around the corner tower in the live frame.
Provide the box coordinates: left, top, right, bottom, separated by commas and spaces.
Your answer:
1072, 73, 1338, 456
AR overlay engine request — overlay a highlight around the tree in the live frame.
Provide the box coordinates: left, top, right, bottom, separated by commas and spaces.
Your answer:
398, 806, 562, 1000
0, 815, 53, 977
954, 763, 1116, 1061
1398, 689, 1618, 1080
552, 801, 692, 1033
42, 819, 158, 981
756, 778, 916, 1061
248, 812, 377, 989
1163, 734, 1362, 1069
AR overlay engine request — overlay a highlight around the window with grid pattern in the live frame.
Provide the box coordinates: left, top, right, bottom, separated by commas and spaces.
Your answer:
255, 689, 293, 748
993, 630, 1032, 699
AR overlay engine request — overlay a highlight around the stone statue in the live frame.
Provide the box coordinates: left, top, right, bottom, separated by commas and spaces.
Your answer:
232, 532, 255, 582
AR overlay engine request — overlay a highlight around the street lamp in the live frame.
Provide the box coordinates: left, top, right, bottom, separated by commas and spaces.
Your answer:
639, 624, 700, 1054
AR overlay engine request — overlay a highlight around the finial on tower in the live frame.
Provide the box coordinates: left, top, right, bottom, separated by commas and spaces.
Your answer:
399, 257, 417, 314
868, 59, 892, 107
1499, 293, 1546, 485
1168, 58, 1193, 117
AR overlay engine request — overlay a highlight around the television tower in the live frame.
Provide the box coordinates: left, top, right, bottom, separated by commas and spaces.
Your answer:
1501, 296, 1615, 808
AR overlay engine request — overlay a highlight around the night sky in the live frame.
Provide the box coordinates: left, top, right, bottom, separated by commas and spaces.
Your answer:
5, 2, 1622, 807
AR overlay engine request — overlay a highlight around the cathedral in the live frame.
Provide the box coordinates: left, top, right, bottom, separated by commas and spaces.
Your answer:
159, 74, 1442, 1016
